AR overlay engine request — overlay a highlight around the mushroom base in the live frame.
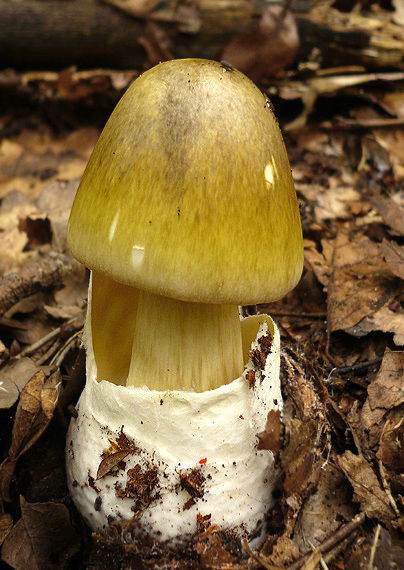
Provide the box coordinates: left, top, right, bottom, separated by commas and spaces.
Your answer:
66, 315, 282, 547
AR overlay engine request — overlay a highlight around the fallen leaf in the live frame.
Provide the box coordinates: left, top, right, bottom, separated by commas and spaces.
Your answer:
346, 304, 404, 346
0, 358, 39, 410
0, 513, 13, 547
0, 369, 61, 500
96, 450, 131, 480
292, 464, 357, 551
381, 239, 404, 280
361, 350, 404, 446
372, 197, 404, 237
222, 5, 299, 83
329, 231, 397, 332
377, 412, 404, 474
1, 497, 79, 570
337, 451, 396, 526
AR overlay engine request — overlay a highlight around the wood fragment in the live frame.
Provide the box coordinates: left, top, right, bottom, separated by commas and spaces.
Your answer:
0, 253, 71, 319
286, 513, 365, 570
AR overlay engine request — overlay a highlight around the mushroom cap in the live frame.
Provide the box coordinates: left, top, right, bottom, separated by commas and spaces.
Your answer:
68, 59, 303, 304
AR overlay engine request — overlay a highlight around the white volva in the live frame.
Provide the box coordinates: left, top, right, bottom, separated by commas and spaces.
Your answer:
66, 307, 282, 547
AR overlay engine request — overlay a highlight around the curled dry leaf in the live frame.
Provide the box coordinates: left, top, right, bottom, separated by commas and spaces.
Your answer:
0, 369, 61, 501
1, 497, 79, 570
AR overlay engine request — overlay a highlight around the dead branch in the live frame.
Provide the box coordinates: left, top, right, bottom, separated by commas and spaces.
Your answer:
0, 253, 71, 319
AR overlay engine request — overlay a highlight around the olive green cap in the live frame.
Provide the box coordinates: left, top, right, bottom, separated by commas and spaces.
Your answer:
68, 59, 303, 304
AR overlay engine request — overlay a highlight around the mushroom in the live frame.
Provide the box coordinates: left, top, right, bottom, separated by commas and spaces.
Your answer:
66, 59, 303, 546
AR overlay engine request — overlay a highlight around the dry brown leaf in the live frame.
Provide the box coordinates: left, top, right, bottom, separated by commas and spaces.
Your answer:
1, 497, 79, 570
0, 369, 61, 500
361, 350, 404, 446
96, 450, 132, 480
347, 305, 404, 346
292, 464, 357, 551
372, 197, 404, 237
0, 358, 39, 410
377, 410, 404, 474
222, 5, 299, 83
381, 239, 404, 280
336, 451, 396, 525
0, 513, 13, 547
329, 231, 397, 332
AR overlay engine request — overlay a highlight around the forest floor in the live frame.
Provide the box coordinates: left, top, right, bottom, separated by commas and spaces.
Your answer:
2, 11, 404, 569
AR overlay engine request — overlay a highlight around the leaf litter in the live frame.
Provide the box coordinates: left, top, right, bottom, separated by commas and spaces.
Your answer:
3, 2, 404, 568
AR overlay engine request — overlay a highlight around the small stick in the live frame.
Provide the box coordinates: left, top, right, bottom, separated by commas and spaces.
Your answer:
367, 525, 381, 570
287, 513, 365, 570
15, 314, 82, 359
0, 252, 71, 318
330, 357, 383, 376
51, 329, 82, 368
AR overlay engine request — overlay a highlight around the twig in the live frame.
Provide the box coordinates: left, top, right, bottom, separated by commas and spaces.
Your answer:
0, 252, 71, 318
280, 0, 293, 20
330, 357, 383, 376
335, 116, 404, 130
367, 525, 381, 570
287, 513, 365, 570
50, 329, 82, 368
15, 314, 82, 359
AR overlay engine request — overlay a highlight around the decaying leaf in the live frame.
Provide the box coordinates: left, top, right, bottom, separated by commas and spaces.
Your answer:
0, 369, 61, 500
1, 497, 79, 570
336, 451, 397, 526
329, 231, 397, 333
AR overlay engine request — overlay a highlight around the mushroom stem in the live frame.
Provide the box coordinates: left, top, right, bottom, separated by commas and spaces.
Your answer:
89, 271, 244, 391
127, 290, 244, 391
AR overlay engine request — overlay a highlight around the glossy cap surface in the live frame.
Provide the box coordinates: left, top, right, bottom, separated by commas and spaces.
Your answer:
68, 59, 303, 304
